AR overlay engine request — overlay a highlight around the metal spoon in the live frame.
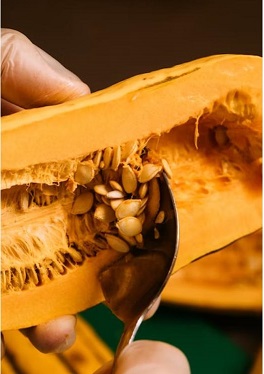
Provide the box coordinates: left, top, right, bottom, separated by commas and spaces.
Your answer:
99, 173, 179, 372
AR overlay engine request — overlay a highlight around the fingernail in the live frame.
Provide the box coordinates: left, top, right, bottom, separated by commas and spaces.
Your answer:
22, 315, 77, 354
53, 316, 77, 353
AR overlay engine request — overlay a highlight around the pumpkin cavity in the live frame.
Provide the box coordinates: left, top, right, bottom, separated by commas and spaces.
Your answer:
1, 140, 170, 294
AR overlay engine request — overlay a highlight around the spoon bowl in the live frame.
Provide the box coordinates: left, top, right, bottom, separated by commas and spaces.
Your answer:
99, 173, 179, 371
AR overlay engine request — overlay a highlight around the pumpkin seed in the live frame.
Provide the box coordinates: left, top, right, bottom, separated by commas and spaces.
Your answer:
135, 233, 143, 244
103, 147, 113, 169
138, 182, 148, 199
93, 150, 103, 168
155, 210, 165, 224
137, 196, 148, 216
138, 163, 162, 183
101, 195, 111, 206
106, 190, 125, 199
115, 199, 141, 220
74, 161, 95, 185
111, 145, 121, 170
116, 216, 142, 237
110, 198, 124, 210
99, 160, 105, 169
119, 233, 137, 246
122, 164, 137, 193
94, 204, 116, 223
143, 177, 160, 231
94, 184, 109, 196
154, 227, 160, 239
105, 234, 130, 253
161, 158, 172, 179
109, 180, 123, 192
71, 191, 94, 215
121, 140, 138, 160
137, 212, 146, 225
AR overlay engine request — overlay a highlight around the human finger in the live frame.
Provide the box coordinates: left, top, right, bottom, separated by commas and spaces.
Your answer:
94, 340, 190, 374
1, 28, 90, 111
20, 315, 76, 354
1, 97, 23, 116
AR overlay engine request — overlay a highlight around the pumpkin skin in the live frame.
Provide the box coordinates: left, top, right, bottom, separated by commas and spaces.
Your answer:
1, 54, 262, 331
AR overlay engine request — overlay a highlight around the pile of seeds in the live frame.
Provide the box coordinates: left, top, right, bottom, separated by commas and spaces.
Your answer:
68, 139, 172, 254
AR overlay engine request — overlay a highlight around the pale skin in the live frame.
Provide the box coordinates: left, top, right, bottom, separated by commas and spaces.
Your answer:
1, 28, 190, 374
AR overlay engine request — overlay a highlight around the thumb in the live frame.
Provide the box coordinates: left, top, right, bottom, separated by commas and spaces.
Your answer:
95, 340, 190, 374
1, 28, 90, 112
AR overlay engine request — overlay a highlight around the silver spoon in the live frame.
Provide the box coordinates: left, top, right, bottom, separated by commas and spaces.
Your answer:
99, 173, 179, 372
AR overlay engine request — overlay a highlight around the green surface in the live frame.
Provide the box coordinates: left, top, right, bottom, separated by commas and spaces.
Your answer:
81, 304, 252, 374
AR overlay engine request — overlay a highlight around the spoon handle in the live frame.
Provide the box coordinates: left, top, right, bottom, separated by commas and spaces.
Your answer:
112, 315, 144, 373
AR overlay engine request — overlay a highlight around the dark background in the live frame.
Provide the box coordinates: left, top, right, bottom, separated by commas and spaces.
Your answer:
2, 0, 262, 92
2, 1, 262, 373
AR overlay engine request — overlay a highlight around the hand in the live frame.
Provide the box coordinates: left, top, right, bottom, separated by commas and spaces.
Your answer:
1, 28, 90, 355
1, 28, 89, 115
95, 340, 190, 374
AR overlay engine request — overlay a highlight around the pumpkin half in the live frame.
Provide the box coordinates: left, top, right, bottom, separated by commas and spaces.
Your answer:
1, 54, 262, 331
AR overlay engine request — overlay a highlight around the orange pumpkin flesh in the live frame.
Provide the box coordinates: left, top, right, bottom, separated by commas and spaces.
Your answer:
1, 54, 262, 330
162, 230, 262, 312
